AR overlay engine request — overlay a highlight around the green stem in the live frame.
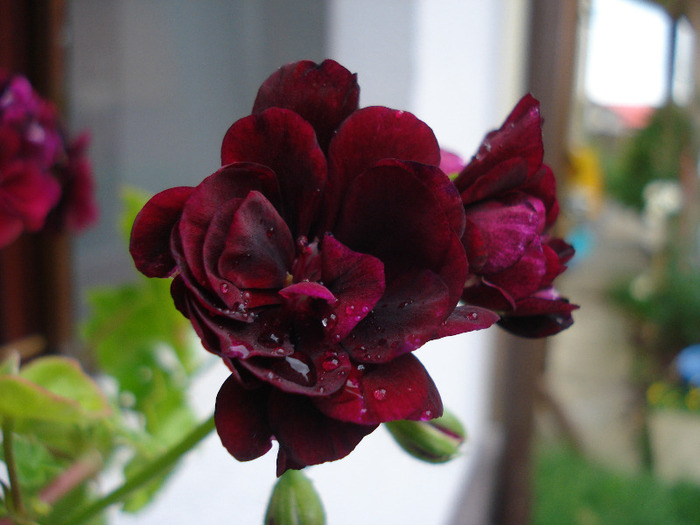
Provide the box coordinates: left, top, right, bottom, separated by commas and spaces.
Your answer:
2, 418, 26, 520
55, 414, 216, 525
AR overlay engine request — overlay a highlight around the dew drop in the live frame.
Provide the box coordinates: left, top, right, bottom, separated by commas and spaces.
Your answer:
361, 305, 370, 313
220, 282, 230, 294
322, 357, 340, 371
398, 298, 414, 309
421, 410, 433, 421
373, 388, 387, 401
266, 227, 275, 238
345, 305, 355, 315
332, 334, 342, 342
356, 364, 366, 372
467, 311, 479, 321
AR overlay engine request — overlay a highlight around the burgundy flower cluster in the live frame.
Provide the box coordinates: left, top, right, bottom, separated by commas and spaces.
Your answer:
130, 60, 575, 474
0, 70, 97, 249
451, 95, 577, 338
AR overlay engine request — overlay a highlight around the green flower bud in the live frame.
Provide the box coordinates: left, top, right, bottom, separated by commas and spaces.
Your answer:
265, 469, 325, 525
385, 409, 466, 463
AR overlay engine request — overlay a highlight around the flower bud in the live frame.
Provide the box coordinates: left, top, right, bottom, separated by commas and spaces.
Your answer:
265, 469, 325, 525
385, 409, 466, 463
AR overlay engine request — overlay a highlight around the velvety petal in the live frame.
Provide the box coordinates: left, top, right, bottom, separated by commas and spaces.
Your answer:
313, 354, 443, 425
129, 186, 192, 277
212, 191, 295, 290
240, 341, 352, 397
455, 94, 544, 191
457, 157, 528, 205
178, 286, 294, 359
268, 391, 377, 475
463, 195, 542, 275
252, 59, 360, 152
523, 164, 559, 227
179, 163, 280, 288
215, 374, 273, 462
498, 295, 578, 338
335, 160, 467, 296
221, 108, 327, 237
345, 270, 452, 364
324, 108, 441, 230
171, 225, 258, 319
461, 277, 516, 311
435, 305, 500, 337
320, 234, 385, 343
487, 238, 547, 301
279, 281, 336, 305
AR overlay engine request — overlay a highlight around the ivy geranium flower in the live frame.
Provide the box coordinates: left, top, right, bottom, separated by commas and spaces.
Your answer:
130, 59, 499, 474
452, 95, 577, 337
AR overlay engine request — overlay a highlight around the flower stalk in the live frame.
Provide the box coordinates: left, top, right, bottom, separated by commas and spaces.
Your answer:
54, 414, 216, 525
2, 418, 26, 521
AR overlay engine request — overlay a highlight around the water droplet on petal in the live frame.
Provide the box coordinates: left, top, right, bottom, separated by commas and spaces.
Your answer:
322, 357, 340, 371
468, 311, 479, 321
266, 227, 275, 238
345, 305, 355, 315
220, 282, 230, 294
373, 388, 387, 401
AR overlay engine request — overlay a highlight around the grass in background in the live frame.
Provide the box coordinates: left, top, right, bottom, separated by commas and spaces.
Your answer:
534, 445, 700, 525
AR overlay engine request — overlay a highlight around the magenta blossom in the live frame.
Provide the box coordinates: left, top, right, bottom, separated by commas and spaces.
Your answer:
130, 59, 498, 474
0, 70, 97, 248
452, 95, 577, 337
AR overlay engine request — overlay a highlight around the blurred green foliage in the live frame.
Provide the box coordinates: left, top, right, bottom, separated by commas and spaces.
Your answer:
1, 187, 203, 523
606, 104, 695, 211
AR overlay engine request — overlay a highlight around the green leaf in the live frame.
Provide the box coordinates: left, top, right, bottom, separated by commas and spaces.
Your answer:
19, 357, 111, 418
0, 376, 87, 424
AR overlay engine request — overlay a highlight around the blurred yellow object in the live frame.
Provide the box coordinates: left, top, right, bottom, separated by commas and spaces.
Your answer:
567, 146, 605, 219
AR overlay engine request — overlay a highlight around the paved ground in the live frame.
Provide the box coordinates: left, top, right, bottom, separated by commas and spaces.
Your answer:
539, 202, 649, 473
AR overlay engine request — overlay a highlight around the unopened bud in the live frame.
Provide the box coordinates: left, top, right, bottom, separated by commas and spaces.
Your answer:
265, 469, 325, 525
385, 409, 466, 463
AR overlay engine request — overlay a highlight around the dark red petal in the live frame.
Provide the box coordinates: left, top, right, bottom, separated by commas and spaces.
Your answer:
458, 157, 529, 205
487, 238, 547, 301
221, 108, 327, 237
498, 295, 578, 338
279, 281, 336, 304
346, 270, 451, 363
252, 59, 360, 152
335, 160, 467, 299
463, 195, 542, 275
461, 277, 516, 311
523, 164, 559, 226
436, 305, 500, 337
212, 191, 295, 290
324, 107, 441, 230
320, 235, 385, 343
240, 342, 352, 397
215, 374, 273, 462
455, 94, 544, 191
314, 354, 443, 425
268, 390, 377, 475
179, 163, 280, 288
129, 186, 193, 277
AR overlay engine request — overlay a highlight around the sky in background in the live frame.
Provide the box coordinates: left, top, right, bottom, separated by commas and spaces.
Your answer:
584, 0, 684, 107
